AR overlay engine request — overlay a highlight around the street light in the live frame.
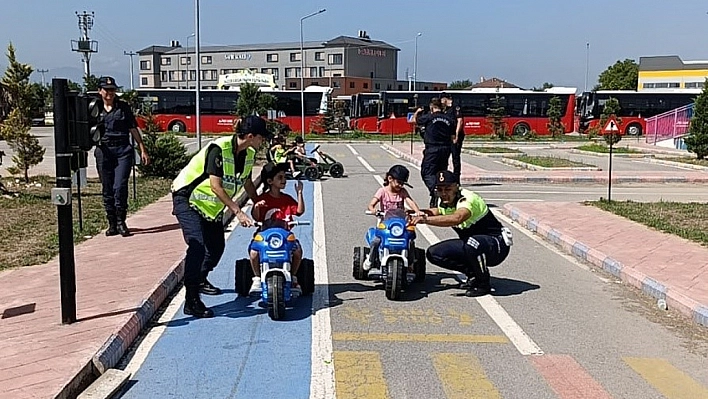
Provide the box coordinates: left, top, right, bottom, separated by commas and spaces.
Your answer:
186, 33, 195, 89
300, 8, 326, 139
194, 0, 202, 149
584, 42, 590, 92
413, 32, 422, 90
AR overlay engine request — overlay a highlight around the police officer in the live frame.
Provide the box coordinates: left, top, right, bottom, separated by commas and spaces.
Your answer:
412, 171, 513, 297
95, 76, 150, 237
412, 98, 455, 207
441, 93, 464, 180
171, 115, 271, 318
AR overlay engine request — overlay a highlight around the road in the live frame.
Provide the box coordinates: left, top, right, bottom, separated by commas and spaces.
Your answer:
114, 143, 708, 399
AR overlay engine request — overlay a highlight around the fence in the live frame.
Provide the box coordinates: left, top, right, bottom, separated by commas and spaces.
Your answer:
645, 103, 693, 144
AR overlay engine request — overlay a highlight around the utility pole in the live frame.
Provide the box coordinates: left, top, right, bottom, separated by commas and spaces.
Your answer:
123, 51, 136, 90
585, 42, 590, 93
37, 69, 49, 87
71, 11, 98, 81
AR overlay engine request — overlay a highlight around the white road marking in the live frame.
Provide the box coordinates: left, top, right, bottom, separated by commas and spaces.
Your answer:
346, 144, 359, 155
380, 145, 401, 158
406, 161, 421, 170
357, 156, 376, 172
310, 181, 336, 399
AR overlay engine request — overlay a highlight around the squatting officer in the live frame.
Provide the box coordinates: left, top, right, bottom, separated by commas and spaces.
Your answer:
171, 115, 271, 318
95, 76, 150, 237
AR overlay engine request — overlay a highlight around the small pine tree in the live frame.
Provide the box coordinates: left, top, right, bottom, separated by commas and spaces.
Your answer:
685, 79, 708, 159
235, 83, 277, 119
599, 97, 622, 146
1, 108, 45, 182
316, 98, 336, 133
546, 95, 565, 138
486, 95, 508, 140
1, 42, 33, 119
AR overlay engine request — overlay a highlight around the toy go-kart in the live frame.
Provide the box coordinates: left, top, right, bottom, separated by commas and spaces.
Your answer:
352, 210, 426, 300
309, 145, 344, 179
235, 219, 315, 320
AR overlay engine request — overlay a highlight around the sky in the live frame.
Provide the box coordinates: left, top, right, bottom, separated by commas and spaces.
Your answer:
2, 0, 708, 92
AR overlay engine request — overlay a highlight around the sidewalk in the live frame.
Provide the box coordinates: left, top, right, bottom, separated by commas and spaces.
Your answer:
0, 182, 254, 398
383, 142, 708, 184
501, 202, 708, 328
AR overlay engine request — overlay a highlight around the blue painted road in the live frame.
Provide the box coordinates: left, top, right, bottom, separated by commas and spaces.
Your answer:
120, 179, 316, 399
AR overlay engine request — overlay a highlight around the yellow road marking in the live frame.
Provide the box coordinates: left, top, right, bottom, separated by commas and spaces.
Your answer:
333, 332, 508, 344
624, 357, 708, 399
433, 353, 501, 399
334, 351, 390, 399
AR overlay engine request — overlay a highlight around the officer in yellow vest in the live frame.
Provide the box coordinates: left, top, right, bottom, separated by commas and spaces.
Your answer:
171, 115, 271, 318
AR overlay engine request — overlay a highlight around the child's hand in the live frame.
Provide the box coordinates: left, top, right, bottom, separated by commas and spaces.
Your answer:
254, 199, 267, 208
295, 180, 304, 193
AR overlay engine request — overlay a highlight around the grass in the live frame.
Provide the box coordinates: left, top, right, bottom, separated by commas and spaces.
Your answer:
468, 146, 523, 153
0, 175, 173, 270
665, 157, 708, 167
509, 155, 595, 168
576, 143, 643, 154
589, 200, 708, 247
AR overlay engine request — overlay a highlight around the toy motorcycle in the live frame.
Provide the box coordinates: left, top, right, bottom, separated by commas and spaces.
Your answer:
235, 220, 314, 320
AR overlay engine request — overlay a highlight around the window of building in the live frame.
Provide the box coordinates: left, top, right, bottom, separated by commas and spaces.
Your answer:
350, 82, 355, 89
141, 77, 148, 86
398, 84, 403, 90
333, 81, 340, 88
315, 52, 324, 61
140, 60, 151, 70
387, 84, 392, 90
201, 56, 212, 64
309, 67, 317, 78
267, 53, 278, 62
328, 53, 343, 65
424, 86, 429, 90
201, 70, 217, 80
319, 67, 325, 77
289, 82, 297, 88
333, 73, 342, 77
290, 52, 301, 62
375, 83, 380, 90
180, 56, 191, 66
363, 83, 369, 89
686, 82, 705, 88
161, 57, 171, 66
161, 71, 168, 82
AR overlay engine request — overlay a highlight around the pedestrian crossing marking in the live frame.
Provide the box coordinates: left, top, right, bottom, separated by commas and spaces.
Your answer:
334, 351, 390, 399
530, 354, 613, 399
333, 332, 508, 344
624, 357, 708, 399
433, 353, 501, 399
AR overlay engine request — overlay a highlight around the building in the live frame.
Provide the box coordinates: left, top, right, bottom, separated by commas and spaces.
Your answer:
638, 55, 708, 90
466, 77, 521, 89
137, 31, 446, 96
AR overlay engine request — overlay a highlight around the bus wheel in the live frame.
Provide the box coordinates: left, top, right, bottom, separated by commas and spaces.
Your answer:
513, 122, 531, 137
170, 121, 186, 133
626, 123, 642, 136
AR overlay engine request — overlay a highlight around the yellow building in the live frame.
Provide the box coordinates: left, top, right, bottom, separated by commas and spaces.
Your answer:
638, 55, 708, 90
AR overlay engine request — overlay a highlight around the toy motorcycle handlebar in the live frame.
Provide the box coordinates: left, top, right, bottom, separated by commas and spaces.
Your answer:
365, 210, 423, 217
253, 220, 311, 227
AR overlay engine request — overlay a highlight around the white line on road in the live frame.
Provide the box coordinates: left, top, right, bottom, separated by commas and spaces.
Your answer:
310, 181, 336, 399
357, 156, 376, 172
346, 144, 359, 155
380, 145, 401, 158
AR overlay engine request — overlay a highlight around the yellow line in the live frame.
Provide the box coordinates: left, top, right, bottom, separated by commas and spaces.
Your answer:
433, 353, 501, 399
334, 351, 390, 399
333, 332, 508, 344
624, 357, 708, 399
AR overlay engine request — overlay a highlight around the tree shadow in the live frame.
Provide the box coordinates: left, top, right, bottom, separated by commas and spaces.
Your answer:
130, 223, 181, 235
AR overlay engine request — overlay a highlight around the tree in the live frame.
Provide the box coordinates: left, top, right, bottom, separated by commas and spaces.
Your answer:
486, 95, 508, 140
83, 74, 100, 93
597, 59, 638, 90
27, 82, 49, 119
234, 83, 277, 118
599, 97, 622, 146
1, 42, 33, 119
532, 82, 554, 91
136, 104, 189, 178
684, 78, 708, 159
449, 79, 473, 89
0, 108, 45, 182
67, 80, 82, 92
546, 95, 565, 138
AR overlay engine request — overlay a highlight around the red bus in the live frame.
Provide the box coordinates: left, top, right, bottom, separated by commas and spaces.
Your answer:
577, 89, 700, 136
136, 87, 331, 134
351, 87, 577, 136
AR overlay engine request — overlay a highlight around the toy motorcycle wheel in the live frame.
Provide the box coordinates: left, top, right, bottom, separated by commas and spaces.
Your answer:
352, 246, 368, 280
385, 258, 405, 300
297, 258, 315, 295
267, 274, 286, 320
235, 258, 255, 296
304, 166, 319, 181
329, 162, 344, 178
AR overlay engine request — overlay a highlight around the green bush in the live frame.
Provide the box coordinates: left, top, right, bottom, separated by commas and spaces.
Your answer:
137, 132, 190, 179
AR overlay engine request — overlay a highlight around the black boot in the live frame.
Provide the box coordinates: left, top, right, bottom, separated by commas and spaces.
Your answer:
200, 271, 222, 295
106, 214, 119, 236
116, 211, 132, 237
184, 287, 214, 318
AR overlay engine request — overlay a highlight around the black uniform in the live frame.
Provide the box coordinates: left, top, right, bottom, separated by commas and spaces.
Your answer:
96, 98, 137, 233
444, 104, 464, 179
416, 112, 455, 206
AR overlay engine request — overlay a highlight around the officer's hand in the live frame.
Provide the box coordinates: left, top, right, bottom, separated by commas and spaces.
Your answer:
236, 211, 255, 227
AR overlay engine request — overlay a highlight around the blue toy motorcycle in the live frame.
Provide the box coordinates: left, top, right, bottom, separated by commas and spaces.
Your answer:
352, 210, 426, 300
235, 220, 314, 320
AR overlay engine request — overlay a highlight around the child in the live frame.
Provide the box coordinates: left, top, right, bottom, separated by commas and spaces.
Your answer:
290, 136, 316, 167
364, 165, 421, 271
269, 135, 300, 177
248, 162, 306, 296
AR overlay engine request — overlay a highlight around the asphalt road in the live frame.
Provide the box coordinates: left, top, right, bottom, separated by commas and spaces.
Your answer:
114, 143, 708, 399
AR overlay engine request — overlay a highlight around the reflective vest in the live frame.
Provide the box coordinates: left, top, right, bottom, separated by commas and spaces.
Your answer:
172, 136, 255, 221
438, 189, 489, 230
272, 146, 287, 164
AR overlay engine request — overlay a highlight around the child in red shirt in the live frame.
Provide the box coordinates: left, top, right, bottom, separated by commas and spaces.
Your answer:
248, 162, 305, 296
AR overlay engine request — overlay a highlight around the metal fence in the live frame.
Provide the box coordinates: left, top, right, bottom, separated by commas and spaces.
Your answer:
645, 103, 693, 144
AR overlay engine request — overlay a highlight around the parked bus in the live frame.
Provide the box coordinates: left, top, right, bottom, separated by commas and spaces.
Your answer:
577, 89, 701, 136
351, 87, 577, 136
136, 86, 331, 134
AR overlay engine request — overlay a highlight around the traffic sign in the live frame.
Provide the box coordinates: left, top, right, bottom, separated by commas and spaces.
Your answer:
603, 117, 619, 133
407, 112, 415, 122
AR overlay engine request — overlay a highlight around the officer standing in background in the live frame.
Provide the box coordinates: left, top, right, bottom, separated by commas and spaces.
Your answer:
95, 76, 150, 237
441, 93, 464, 180
171, 115, 271, 318
412, 98, 455, 207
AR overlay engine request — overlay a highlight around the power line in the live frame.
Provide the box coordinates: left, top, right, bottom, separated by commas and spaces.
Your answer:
36, 68, 49, 86
123, 51, 137, 90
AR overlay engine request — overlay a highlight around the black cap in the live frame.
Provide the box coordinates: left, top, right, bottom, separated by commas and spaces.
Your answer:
436, 170, 458, 185
98, 76, 118, 90
440, 92, 450, 99
240, 115, 271, 138
387, 165, 412, 187
295, 136, 304, 143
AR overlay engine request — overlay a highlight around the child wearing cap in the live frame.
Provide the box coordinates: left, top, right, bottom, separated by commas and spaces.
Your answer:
364, 165, 421, 271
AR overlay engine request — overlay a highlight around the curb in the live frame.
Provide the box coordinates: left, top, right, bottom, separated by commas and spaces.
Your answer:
646, 158, 708, 171
569, 149, 653, 158
502, 204, 708, 328
498, 157, 601, 171
462, 149, 523, 158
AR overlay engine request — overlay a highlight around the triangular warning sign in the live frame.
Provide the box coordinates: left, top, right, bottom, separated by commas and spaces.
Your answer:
603, 117, 619, 133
